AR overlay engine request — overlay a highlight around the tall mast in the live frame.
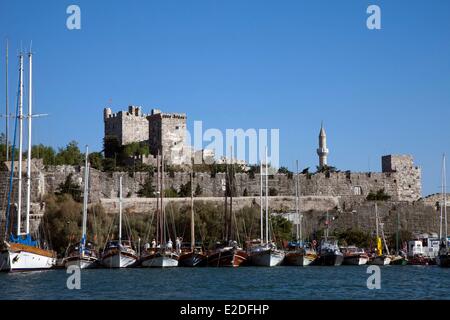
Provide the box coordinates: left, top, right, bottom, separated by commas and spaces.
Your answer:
325, 211, 329, 241
161, 152, 166, 245
190, 157, 195, 251
375, 202, 379, 239
260, 161, 263, 244
119, 176, 123, 243
25, 51, 33, 235
156, 151, 160, 246
295, 160, 299, 242
265, 147, 269, 243
229, 146, 233, 241
5, 38, 9, 162
81, 146, 89, 244
440, 154, 444, 240
444, 154, 448, 245
16, 52, 24, 236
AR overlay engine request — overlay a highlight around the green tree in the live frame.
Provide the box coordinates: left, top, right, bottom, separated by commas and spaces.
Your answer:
32, 144, 56, 165
278, 166, 293, 179
164, 186, 179, 198
137, 176, 156, 198
367, 189, 391, 201
89, 152, 104, 171
55, 141, 83, 166
178, 181, 192, 197
103, 135, 121, 159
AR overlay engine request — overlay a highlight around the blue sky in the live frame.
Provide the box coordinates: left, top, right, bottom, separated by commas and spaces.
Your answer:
0, 0, 449, 196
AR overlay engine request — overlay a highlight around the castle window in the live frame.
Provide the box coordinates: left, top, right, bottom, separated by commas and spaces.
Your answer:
176, 126, 180, 130
353, 186, 362, 196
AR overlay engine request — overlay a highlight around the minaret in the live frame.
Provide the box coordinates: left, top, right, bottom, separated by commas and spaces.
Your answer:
317, 122, 329, 168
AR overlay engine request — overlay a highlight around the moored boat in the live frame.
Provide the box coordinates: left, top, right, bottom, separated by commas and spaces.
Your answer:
283, 162, 317, 267
1, 52, 56, 272
341, 246, 369, 266
141, 250, 179, 268
63, 147, 98, 270
313, 238, 344, 266
284, 246, 317, 267
368, 255, 391, 266
101, 177, 138, 268
207, 243, 248, 268
101, 240, 138, 268
249, 243, 285, 267
178, 249, 207, 268
437, 154, 450, 268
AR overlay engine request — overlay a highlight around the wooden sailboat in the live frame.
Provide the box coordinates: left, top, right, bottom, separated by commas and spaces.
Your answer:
284, 161, 317, 266
178, 160, 207, 267
101, 176, 138, 268
367, 203, 391, 266
140, 152, 179, 268
437, 154, 450, 267
1, 52, 56, 272
63, 146, 98, 269
208, 148, 248, 267
248, 148, 285, 267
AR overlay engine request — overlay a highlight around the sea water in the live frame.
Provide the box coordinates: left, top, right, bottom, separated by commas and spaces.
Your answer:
1, 266, 449, 300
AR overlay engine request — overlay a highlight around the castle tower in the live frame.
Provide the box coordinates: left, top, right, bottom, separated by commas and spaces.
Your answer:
317, 122, 329, 168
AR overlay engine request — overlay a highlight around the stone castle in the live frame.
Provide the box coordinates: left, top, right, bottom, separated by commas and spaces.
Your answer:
0, 105, 434, 237
104, 106, 194, 165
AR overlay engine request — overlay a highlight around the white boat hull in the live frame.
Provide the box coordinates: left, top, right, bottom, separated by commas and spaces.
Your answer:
141, 255, 178, 268
101, 253, 137, 268
0, 249, 55, 272
251, 250, 285, 267
64, 257, 98, 269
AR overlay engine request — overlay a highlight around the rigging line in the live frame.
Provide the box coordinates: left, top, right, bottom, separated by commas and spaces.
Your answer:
4, 71, 21, 239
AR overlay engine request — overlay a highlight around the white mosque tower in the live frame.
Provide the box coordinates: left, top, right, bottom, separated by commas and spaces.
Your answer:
317, 122, 329, 168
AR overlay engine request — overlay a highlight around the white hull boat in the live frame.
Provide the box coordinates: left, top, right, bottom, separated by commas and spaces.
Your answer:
101, 250, 138, 268
250, 248, 285, 267
1, 244, 55, 272
141, 253, 179, 268
64, 256, 98, 269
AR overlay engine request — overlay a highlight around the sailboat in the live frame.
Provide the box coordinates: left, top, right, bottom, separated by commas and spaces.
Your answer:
284, 161, 317, 266
208, 148, 248, 267
1, 51, 56, 272
140, 152, 179, 268
63, 146, 98, 269
367, 203, 391, 266
312, 211, 344, 266
437, 154, 450, 268
248, 148, 285, 267
178, 160, 207, 267
390, 210, 408, 265
101, 176, 138, 268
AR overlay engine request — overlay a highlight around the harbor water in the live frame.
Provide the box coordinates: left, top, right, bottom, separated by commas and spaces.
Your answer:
1, 266, 449, 300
